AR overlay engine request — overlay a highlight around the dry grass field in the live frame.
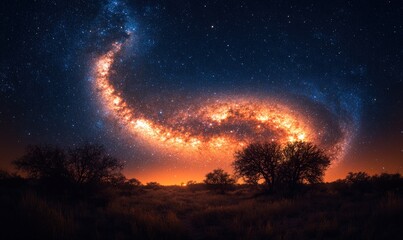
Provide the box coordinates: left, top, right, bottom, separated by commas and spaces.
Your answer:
0, 178, 402, 240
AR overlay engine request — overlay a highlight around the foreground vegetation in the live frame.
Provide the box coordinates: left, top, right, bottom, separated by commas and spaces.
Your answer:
0, 171, 402, 240
1, 143, 401, 239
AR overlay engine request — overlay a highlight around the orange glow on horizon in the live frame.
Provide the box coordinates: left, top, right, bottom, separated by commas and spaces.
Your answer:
122, 165, 356, 186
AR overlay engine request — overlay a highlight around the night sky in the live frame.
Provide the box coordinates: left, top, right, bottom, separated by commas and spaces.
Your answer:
1, 0, 402, 184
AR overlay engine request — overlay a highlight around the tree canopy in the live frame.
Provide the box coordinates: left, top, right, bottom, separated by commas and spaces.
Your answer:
13, 143, 124, 187
67, 144, 123, 185
204, 168, 236, 185
233, 142, 282, 187
13, 145, 69, 183
281, 141, 331, 186
233, 141, 331, 191
204, 168, 236, 193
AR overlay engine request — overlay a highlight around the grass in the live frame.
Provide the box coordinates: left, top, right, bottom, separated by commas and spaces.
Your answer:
0, 183, 402, 239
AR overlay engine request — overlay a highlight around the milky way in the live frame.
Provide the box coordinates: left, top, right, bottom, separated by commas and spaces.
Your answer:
3, 0, 402, 184
89, 1, 359, 165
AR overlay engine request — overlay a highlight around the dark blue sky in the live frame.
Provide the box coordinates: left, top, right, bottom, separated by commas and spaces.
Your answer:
0, 0, 402, 179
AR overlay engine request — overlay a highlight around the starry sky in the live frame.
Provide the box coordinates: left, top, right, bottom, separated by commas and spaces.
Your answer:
1, 0, 402, 184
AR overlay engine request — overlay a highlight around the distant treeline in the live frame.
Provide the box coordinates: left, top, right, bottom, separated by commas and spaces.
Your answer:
0, 142, 401, 196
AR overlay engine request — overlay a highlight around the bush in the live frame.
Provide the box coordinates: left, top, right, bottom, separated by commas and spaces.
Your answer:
145, 182, 161, 189
204, 169, 236, 193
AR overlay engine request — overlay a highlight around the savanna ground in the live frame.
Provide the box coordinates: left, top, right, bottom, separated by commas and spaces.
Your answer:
0, 178, 402, 240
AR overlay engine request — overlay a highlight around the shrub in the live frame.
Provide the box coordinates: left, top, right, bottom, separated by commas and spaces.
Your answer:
204, 169, 236, 193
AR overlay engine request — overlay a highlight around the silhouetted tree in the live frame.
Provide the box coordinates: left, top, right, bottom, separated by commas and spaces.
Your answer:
233, 142, 283, 190
372, 173, 402, 192
342, 171, 372, 193
345, 172, 371, 185
67, 144, 123, 186
146, 182, 161, 189
204, 168, 235, 193
127, 178, 142, 187
281, 141, 331, 188
233, 141, 331, 192
108, 173, 127, 187
343, 171, 371, 192
13, 145, 70, 185
114, 177, 143, 196
340, 172, 403, 194
186, 180, 197, 186
13, 144, 124, 189
186, 180, 201, 191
